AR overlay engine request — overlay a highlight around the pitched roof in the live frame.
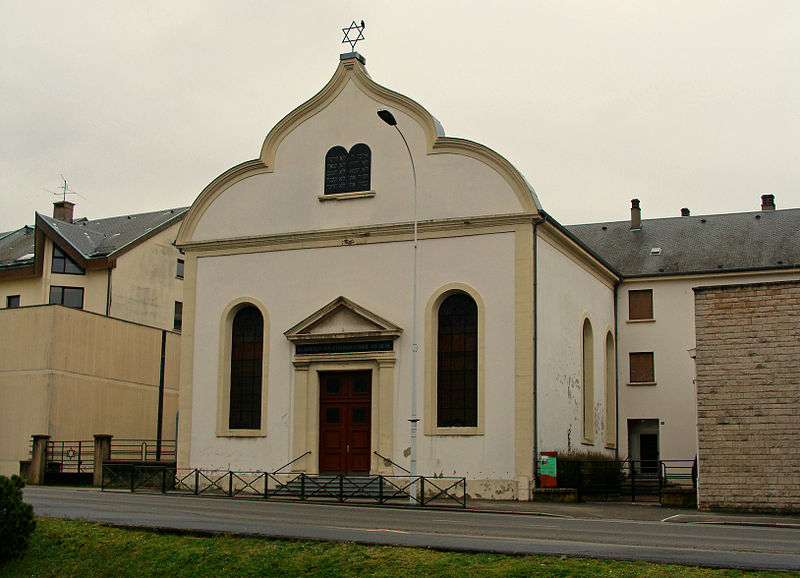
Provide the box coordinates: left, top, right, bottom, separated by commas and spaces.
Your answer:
566, 208, 800, 278
0, 226, 36, 269
0, 207, 188, 271
38, 207, 189, 258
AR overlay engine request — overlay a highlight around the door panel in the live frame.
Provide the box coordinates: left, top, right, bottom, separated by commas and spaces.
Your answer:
319, 371, 371, 474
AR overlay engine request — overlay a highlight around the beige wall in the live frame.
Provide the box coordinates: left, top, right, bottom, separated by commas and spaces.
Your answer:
1, 225, 184, 332
0, 306, 179, 475
0, 276, 44, 309
109, 225, 184, 330
617, 270, 800, 462
694, 281, 800, 513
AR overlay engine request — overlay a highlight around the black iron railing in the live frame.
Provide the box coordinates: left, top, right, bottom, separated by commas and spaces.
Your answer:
109, 439, 176, 463
101, 466, 467, 508
555, 459, 696, 502
46, 440, 94, 473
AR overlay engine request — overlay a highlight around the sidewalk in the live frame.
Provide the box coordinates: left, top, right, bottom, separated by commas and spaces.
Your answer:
465, 498, 800, 528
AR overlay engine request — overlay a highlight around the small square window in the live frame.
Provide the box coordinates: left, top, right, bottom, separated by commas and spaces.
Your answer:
6, 295, 20, 308
173, 301, 183, 332
629, 352, 655, 383
176, 259, 184, 279
628, 289, 653, 320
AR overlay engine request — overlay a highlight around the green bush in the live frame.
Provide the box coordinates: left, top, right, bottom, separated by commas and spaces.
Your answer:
556, 451, 624, 491
0, 475, 36, 561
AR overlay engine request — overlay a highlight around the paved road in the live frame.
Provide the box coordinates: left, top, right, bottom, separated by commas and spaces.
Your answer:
24, 486, 800, 571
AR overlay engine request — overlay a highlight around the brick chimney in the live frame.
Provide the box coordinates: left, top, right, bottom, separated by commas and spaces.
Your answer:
681, 208, 690, 217
53, 201, 75, 223
630, 198, 641, 230
761, 194, 775, 211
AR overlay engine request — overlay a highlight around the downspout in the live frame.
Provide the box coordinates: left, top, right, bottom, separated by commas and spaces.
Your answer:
156, 329, 167, 461
613, 283, 620, 459
532, 218, 540, 488
105, 268, 112, 316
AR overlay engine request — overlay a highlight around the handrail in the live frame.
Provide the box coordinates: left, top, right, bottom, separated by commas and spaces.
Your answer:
273, 451, 311, 473
373, 451, 410, 474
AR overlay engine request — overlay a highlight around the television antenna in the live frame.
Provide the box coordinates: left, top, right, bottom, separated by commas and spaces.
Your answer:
43, 175, 85, 203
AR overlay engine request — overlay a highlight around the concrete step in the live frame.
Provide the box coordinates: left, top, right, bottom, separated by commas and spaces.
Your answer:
272, 475, 410, 499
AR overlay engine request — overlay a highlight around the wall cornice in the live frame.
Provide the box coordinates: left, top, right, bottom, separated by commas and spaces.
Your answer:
178, 213, 537, 256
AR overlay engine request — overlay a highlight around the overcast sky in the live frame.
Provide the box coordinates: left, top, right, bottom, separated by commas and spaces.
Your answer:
2, 1, 798, 233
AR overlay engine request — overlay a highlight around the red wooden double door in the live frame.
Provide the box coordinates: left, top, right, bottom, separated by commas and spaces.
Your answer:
318, 371, 371, 474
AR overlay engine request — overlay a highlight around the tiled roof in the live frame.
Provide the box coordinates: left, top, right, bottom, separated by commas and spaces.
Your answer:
39, 207, 188, 258
0, 207, 188, 270
567, 208, 800, 277
0, 226, 35, 268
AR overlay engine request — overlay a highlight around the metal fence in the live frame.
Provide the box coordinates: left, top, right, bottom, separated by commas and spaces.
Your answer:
45, 440, 94, 473
556, 459, 696, 502
109, 439, 176, 462
101, 466, 467, 508
39, 438, 176, 476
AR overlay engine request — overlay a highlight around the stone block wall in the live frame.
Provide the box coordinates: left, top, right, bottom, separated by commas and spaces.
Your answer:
694, 280, 799, 513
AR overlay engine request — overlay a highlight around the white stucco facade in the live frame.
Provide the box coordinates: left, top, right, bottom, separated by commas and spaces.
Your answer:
175, 54, 622, 500
536, 228, 617, 457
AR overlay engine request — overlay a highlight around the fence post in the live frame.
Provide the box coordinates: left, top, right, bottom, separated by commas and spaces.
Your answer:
93, 434, 113, 487
28, 434, 51, 485
420, 477, 425, 506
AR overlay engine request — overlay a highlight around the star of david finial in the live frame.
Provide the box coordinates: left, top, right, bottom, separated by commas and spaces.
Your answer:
342, 20, 365, 51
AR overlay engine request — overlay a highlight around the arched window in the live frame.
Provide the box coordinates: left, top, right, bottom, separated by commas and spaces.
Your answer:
324, 144, 371, 194
604, 331, 617, 447
437, 293, 478, 427
229, 306, 264, 430
582, 318, 594, 443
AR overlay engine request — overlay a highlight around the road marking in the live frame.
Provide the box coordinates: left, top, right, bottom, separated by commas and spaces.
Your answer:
364, 528, 408, 534
661, 514, 682, 522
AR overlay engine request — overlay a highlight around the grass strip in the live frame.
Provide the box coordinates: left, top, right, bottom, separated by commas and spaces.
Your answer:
0, 518, 793, 577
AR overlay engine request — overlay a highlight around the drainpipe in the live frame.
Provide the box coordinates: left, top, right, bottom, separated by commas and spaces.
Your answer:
156, 330, 167, 461
105, 268, 112, 316
532, 218, 540, 489
613, 283, 620, 459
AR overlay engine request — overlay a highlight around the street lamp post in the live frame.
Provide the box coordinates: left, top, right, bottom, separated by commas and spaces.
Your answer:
377, 109, 418, 504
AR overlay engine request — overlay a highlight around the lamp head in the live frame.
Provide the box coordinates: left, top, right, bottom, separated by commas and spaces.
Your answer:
377, 109, 397, 126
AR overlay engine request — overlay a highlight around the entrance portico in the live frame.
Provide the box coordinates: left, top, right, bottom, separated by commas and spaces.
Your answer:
285, 296, 402, 475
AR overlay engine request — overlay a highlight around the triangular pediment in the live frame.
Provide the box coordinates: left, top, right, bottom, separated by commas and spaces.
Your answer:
284, 296, 402, 343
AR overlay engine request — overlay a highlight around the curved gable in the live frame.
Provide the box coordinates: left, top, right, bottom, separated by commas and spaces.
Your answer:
178, 56, 540, 245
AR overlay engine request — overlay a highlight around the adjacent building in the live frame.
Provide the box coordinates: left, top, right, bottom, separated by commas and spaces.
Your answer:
0, 202, 187, 475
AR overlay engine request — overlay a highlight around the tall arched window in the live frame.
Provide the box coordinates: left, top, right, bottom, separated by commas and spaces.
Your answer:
437, 293, 478, 427
229, 306, 264, 430
324, 144, 371, 194
582, 318, 594, 443
604, 331, 617, 447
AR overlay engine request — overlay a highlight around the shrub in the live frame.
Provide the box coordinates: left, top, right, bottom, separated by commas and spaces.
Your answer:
0, 475, 36, 561
556, 451, 624, 492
